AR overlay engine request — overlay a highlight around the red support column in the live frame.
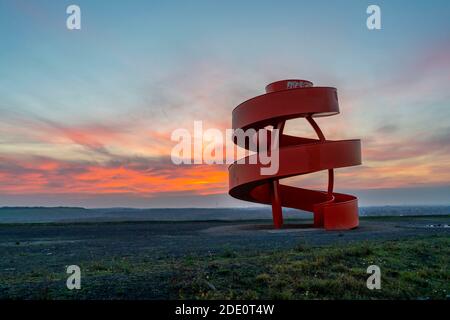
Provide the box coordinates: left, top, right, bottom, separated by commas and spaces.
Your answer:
271, 179, 283, 228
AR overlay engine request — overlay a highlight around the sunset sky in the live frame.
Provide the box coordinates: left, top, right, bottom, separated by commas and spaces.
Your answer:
0, 0, 449, 207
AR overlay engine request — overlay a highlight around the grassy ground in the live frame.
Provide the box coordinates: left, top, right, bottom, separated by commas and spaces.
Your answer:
172, 235, 449, 300
1, 234, 448, 299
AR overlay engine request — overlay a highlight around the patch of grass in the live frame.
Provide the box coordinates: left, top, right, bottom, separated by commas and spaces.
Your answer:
1, 235, 448, 299
171, 235, 450, 299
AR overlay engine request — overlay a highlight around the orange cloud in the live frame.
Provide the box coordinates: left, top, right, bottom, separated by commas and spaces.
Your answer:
0, 155, 228, 196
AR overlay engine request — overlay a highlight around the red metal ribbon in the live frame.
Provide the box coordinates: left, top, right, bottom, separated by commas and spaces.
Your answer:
229, 80, 361, 230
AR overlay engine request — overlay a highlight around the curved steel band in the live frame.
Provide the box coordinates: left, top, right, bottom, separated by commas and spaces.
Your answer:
229, 86, 361, 230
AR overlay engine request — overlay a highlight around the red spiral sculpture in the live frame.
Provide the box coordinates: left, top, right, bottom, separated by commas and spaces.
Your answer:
229, 79, 362, 230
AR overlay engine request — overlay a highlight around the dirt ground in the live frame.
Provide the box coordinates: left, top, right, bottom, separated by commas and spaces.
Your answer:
0, 216, 448, 299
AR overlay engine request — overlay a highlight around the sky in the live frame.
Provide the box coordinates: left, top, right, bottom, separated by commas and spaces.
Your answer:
0, 0, 449, 207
